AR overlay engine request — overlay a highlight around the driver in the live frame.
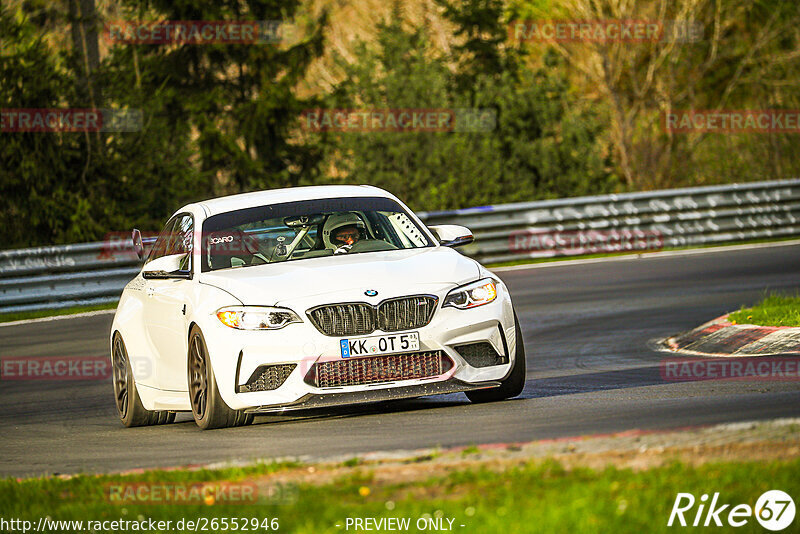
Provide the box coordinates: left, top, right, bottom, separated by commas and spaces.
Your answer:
333, 225, 361, 246
322, 212, 366, 254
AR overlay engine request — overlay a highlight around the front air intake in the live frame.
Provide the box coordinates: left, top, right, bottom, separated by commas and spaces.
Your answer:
454, 342, 508, 368
377, 296, 438, 332
238, 364, 297, 393
306, 303, 375, 336
304, 351, 452, 388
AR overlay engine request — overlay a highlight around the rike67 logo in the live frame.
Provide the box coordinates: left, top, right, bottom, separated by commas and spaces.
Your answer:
668, 490, 795, 531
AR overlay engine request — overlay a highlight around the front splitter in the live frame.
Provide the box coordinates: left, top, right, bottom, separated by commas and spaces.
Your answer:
244, 378, 501, 414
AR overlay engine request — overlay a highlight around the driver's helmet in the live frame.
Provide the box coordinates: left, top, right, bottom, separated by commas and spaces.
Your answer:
322, 212, 366, 249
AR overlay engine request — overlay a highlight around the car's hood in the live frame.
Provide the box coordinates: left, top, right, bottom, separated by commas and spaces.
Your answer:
199, 247, 480, 307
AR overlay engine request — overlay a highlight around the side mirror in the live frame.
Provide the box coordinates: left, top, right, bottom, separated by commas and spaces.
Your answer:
429, 225, 474, 248
142, 253, 191, 279
132, 229, 145, 260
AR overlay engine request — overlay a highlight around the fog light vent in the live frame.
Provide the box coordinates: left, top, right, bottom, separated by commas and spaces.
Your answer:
238, 364, 296, 393
454, 342, 507, 368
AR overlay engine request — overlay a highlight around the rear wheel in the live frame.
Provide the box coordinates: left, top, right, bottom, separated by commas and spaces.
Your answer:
188, 326, 253, 430
466, 312, 527, 403
112, 333, 175, 427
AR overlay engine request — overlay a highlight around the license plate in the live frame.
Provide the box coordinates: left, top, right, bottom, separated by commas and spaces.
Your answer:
340, 332, 420, 358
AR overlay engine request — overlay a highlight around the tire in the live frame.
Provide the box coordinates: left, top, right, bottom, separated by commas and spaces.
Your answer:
466, 312, 527, 403
112, 333, 176, 427
188, 326, 254, 430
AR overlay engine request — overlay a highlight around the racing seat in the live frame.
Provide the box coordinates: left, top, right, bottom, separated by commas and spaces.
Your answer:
205, 230, 259, 270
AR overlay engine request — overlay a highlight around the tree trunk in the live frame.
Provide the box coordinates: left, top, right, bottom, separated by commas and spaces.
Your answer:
68, 0, 102, 108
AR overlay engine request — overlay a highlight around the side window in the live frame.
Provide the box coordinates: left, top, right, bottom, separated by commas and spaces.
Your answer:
146, 217, 179, 264
170, 215, 193, 272
146, 214, 193, 271
167, 215, 193, 255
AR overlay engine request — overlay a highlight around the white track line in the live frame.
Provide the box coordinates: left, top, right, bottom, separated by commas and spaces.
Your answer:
491, 238, 800, 272
0, 308, 117, 328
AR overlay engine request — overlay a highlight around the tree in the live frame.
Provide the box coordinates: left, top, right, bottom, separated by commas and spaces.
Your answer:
511, 0, 800, 188
111, 0, 327, 194
0, 6, 105, 247
318, 6, 615, 211
437, 0, 519, 93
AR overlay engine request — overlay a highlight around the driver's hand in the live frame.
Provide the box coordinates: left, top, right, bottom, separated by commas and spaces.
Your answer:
334, 244, 353, 255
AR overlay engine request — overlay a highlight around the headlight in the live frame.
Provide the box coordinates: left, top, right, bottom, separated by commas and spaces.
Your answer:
216, 306, 302, 330
442, 278, 497, 309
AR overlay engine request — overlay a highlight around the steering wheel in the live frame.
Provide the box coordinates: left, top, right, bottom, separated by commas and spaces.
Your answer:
348, 239, 399, 253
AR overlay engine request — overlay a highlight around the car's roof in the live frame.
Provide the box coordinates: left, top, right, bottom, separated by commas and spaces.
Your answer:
188, 185, 396, 217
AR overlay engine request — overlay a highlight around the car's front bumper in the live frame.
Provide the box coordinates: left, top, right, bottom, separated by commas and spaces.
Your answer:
200, 282, 517, 411
243, 378, 502, 414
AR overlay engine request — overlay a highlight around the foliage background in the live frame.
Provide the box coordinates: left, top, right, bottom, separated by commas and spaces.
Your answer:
1, 0, 798, 247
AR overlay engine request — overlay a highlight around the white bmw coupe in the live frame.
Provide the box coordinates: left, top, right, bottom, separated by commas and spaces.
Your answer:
111, 185, 525, 429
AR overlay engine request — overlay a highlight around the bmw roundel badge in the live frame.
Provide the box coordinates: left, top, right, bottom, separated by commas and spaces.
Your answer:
364, 289, 378, 297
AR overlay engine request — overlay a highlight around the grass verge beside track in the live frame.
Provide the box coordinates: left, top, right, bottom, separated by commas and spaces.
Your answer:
2, 455, 798, 533
729, 292, 800, 327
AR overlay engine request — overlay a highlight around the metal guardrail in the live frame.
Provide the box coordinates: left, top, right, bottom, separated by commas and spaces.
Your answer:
421, 178, 800, 264
1, 179, 798, 314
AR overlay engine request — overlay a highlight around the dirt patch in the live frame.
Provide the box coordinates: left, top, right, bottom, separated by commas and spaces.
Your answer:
246, 418, 800, 489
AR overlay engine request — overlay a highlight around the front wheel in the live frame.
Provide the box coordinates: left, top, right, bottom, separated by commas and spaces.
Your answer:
188, 326, 253, 430
466, 312, 527, 403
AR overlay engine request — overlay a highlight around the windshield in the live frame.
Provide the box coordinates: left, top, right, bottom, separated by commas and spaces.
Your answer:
200, 196, 433, 272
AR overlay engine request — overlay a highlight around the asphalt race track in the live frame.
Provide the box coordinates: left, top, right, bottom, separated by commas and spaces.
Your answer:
2, 244, 799, 478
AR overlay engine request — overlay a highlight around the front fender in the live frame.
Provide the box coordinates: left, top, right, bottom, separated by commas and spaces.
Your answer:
184, 281, 244, 396
111, 275, 154, 387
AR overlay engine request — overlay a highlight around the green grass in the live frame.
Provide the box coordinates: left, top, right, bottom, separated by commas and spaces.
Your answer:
0, 302, 118, 324
728, 291, 800, 327
342, 457, 363, 467
1, 457, 797, 533
461, 445, 480, 456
